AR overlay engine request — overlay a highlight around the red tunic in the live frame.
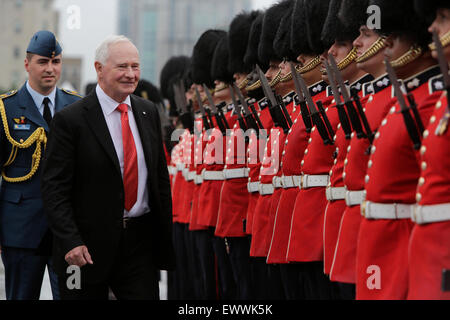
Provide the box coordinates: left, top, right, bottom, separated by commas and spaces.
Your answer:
408, 87, 450, 300
356, 66, 441, 300
250, 95, 298, 257
197, 108, 237, 229
408, 93, 450, 299
245, 100, 274, 234
330, 74, 395, 283
266, 94, 314, 263
281, 81, 334, 262
323, 75, 373, 275
215, 114, 250, 237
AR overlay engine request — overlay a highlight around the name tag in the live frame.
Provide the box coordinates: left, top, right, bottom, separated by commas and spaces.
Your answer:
14, 124, 31, 130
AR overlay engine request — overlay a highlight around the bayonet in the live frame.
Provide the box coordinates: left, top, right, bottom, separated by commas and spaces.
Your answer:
232, 83, 263, 130
174, 81, 194, 133
290, 62, 333, 145
324, 59, 352, 139
195, 87, 212, 130
328, 55, 365, 139
256, 65, 291, 132
203, 84, 229, 133
229, 85, 248, 131
384, 56, 422, 149
289, 62, 312, 132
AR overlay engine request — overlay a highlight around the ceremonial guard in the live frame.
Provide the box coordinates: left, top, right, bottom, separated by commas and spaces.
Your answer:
285, 0, 338, 300
214, 10, 260, 300
248, 0, 298, 299
159, 55, 193, 299
357, 0, 443, 299
408, 0, 450, 300
265, 1, 312, 300
328, 0, 393, 298
318, 0, 373, 300
0, 30, 81, 299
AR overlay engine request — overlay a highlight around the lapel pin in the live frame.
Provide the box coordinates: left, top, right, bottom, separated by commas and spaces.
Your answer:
143, 111, 147, 115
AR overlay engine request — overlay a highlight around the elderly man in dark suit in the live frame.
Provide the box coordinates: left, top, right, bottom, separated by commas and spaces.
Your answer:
41, 35, 175, 300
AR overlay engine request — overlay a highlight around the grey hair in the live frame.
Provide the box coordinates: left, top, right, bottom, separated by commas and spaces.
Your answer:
95, 35, 137, 65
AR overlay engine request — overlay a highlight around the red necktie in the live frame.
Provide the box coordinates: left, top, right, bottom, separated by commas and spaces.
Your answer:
117, 103, 138, 211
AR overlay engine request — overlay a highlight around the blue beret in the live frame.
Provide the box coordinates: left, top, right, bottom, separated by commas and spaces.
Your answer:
26, 30, 62, 58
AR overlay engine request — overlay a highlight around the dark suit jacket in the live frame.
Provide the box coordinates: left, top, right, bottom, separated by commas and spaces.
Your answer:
41, 91, 175, 283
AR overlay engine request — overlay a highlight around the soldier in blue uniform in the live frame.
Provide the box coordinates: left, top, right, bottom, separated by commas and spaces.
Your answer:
0, 30, 82, 300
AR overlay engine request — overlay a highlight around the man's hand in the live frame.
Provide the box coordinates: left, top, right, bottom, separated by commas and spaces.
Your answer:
65, 245, 93, 267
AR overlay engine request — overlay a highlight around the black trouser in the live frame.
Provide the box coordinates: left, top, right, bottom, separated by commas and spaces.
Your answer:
226, 236, 252, 299
279, 263, 306, 300
192, 229, 217, 300
250, 257, 285, 300
58, 220, 159, 300
184, 225, 204, 300
171, 222, 195, 300
210, 231, 236, 300
302, 261, 335, 300
336, 282, 355, 300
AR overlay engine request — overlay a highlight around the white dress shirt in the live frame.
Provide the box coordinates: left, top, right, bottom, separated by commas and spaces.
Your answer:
96, 84, 150, 218
26, 81, 56, 117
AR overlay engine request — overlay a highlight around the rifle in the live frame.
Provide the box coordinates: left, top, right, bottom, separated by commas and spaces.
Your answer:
232, 82, 263, 131
194, 87, 212, 130
203, 84, 229, 134
256, 65, 292, 133
328, 55, 367, 139
229, 85, 248, 131
289, 61, 334, 145
384, 56, 422, 150
323, 59, 352, 139
174, 81, 194, 133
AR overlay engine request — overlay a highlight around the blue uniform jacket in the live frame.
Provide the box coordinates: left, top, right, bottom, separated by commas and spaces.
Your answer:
0, 83, 81, 249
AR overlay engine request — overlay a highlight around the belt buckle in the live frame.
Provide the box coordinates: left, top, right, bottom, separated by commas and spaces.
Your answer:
361, 201, 367, 217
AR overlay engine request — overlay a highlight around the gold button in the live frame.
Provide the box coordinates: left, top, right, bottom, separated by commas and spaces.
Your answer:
343, 172, 346, 180
334, 158, 337, 165
20, 138, 24, 143
418, 177, 425, 186
365, 175, 370, 184
368, 95, 374, 103
344, 158, 348, 165
308, 138, 312, 144
390, 106, 396, 114
347, 145, 351, 152
436, 101, 442, 109
304, 149, 308, 155
430, 115, 436, 124
416, 193, 422, 202
371, 146, 376, 154
420, 145, 426, 155
423, 130, 429, 139
381, 118, 387, 126
368, 160, 373, 168
421, 161, 427, 170
375, 132, 380, 139
301, 160, 305, 166
329, 170, 333, 176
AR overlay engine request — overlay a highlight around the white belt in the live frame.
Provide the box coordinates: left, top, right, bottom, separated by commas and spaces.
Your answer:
411, 203, 450, 224
223, 168, 249, 180
202, 170, 224, 181
167, 166, 177, 175
301, 174, 329, 189
259, 183, 274, 195
194, 174, 203, 185
281, 175, 301, 189
272, 176, 283, 189
247, 181, 260, 193
326, 187, 346, 201
345, 190, 366, 206
176, 163, 185, 171
182, 169, 196, 181
361, 201, 412, 220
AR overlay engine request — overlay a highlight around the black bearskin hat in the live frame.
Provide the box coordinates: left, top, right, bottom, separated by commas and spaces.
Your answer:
273, 1, 297, 62
191, 29, 227, 88
228, 10, 261, 75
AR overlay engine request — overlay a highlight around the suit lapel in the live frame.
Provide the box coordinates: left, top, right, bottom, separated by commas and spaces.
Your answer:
83, 91, 121, 175
131, 95, 154, 169
17, 84, 49, 131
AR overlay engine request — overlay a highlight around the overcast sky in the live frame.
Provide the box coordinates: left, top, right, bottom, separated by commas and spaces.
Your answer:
53, 0, 278, 92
